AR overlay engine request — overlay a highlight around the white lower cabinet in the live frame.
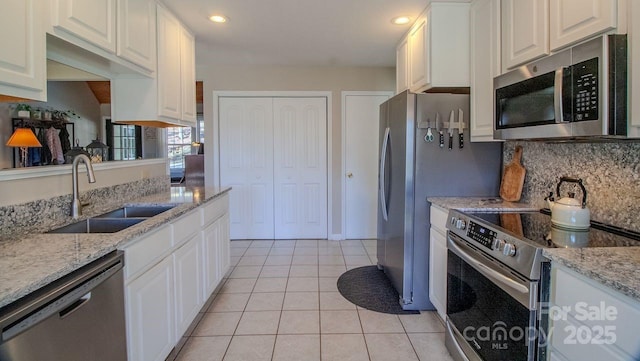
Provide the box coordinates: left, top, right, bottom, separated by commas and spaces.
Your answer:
429, 227, 447, 320
125, 256, 175, 361
173, 235, 202, 342
202, 213, 231, 299
548, 264, 640, 361
218, 214, 230, 279
123, 195, 230, 361
429, 205, 449, 320
202, 219, 222, 299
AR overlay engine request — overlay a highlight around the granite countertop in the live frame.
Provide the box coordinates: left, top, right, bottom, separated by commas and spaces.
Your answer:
543, 247, 640, 302
428, 196, 640, 303
0, 186, 231, 309
428, 196, 539, 212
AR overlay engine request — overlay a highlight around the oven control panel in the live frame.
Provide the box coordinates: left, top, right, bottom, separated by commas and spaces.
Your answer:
467, 221, 497, 250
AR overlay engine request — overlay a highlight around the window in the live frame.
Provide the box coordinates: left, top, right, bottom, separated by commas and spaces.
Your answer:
106, 119, 141, 161
167, 126, 193, 181
167, 113, 203, 182
197, 113, 205, 144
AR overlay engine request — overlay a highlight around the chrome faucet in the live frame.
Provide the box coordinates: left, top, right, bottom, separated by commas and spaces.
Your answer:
71, 154, 96, 219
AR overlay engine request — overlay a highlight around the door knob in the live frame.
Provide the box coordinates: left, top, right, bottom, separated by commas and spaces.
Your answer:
347, 172, 353, 178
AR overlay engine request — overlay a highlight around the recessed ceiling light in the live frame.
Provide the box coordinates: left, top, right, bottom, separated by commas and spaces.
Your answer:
391, 16, 411, 25
209, 14, 228, 23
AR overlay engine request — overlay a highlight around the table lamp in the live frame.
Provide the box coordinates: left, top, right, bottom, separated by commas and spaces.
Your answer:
6, 128, 42, 167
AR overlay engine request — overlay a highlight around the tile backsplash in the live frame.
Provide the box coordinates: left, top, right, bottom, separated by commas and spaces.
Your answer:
504, 141, 640, 232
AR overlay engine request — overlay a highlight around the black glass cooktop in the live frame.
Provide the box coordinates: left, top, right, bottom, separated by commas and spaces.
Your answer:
466, 210, 640, 249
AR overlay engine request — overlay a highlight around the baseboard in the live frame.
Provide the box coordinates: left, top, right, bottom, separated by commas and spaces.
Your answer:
329, 233, 343, 241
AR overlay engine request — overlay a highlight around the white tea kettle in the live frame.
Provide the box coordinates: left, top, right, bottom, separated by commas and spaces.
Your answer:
545, 177, 590, 230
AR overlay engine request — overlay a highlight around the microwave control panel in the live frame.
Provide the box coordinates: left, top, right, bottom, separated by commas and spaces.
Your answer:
572, 57, 599, 122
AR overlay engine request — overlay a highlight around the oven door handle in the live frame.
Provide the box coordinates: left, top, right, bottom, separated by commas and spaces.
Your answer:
448, 235, 529, 295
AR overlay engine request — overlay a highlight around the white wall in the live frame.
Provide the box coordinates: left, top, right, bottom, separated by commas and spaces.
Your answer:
196, 63, 395, 237
46, 81, 101, 146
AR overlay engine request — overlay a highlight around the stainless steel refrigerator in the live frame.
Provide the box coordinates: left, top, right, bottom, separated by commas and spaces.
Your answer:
377, 90, 502, 310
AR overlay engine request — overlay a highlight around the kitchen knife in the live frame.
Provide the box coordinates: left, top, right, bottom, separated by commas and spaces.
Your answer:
448, 110, 454, 150
436, 112, 444, 148
458, 108, 464, 149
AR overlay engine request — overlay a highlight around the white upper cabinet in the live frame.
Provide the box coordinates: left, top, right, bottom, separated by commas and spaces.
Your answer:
501, 0, 550, 70
112, 4, 197, 126
50, 0, 156, 73
0, 0, 46, 101
470, 0, 502, 142
397, 2, 470, 93
396, 37, 409, 94
549, 0, 617, 51
157, 4, 182, 121
117, 0, 157, 72
502, 0, 619, 71
180, 26, 197, 124
409, 17, 429, 91
155, 3, 196, 125
52, 0, 117, 53
428, 3, 470, 88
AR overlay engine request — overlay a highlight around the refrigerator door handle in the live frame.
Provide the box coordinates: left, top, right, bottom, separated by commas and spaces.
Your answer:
379, 127, 390, 221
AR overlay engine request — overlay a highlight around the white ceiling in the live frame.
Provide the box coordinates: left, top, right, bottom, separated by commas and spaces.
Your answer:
162, 0, 454, 67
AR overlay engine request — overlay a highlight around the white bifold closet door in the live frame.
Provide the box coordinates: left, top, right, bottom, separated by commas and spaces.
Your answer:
219, 97, 275, 239
219, 97, 327, 240
273, 98, 327, 239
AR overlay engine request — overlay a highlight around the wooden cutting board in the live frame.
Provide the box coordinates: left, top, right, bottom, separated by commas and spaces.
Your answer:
499, 145, 525, 202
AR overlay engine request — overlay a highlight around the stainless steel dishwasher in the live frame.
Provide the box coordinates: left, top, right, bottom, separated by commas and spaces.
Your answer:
0, 251, 127, 361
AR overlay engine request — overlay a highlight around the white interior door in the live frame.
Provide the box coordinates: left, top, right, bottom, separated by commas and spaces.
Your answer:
344, 93, 391, 239
219, 97, 274, 239
273, 97, 328, 239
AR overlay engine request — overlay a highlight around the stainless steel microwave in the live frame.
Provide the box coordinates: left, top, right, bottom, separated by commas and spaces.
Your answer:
493, 35, 627, 140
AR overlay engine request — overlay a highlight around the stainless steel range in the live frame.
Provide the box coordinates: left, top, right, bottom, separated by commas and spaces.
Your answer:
444, 209, 640, 361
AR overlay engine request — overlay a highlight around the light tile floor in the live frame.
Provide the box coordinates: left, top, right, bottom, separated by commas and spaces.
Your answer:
173, 239, 454, 361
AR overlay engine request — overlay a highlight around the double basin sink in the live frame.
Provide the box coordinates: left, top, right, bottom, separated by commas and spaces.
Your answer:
47, 205, 176, 234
